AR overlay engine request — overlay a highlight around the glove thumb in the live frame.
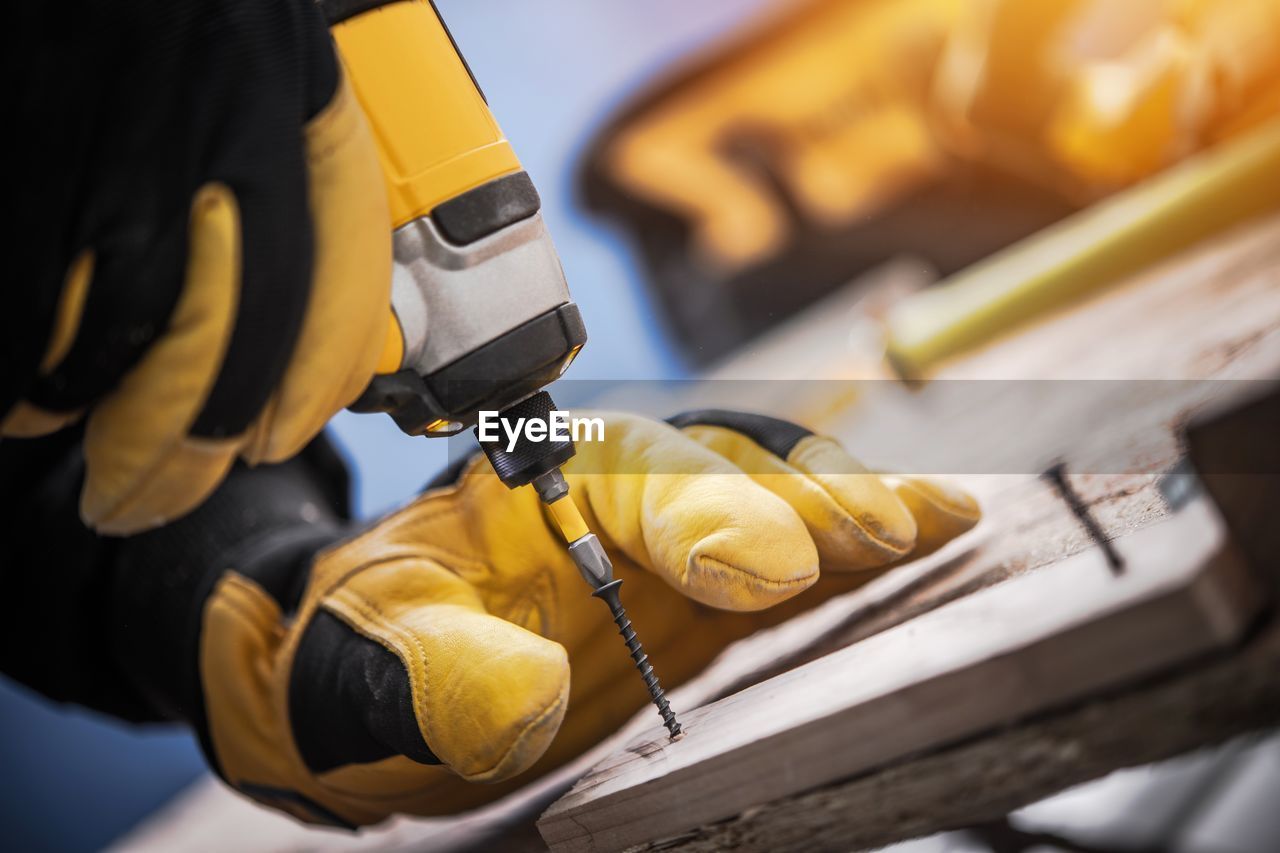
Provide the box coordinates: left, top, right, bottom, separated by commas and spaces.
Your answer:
294, 558, 571, 784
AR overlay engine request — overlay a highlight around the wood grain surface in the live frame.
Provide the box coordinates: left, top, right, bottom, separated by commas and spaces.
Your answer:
537, 500, 1261, 852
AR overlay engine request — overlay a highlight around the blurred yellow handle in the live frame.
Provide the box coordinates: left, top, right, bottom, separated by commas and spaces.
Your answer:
884, 118, 1280, 379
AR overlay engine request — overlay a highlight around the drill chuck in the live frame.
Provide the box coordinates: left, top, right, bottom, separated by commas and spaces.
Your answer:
475, 391, 576, 488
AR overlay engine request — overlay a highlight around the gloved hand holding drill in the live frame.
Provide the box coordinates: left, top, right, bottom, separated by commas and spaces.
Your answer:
3, 0, 983, 831
7, 0, 391, 534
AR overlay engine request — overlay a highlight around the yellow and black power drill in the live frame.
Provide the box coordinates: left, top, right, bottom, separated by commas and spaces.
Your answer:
323, 0, 681, 738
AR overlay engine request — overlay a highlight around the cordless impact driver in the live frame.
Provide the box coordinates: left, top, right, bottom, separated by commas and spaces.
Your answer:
321, 0, 681, 738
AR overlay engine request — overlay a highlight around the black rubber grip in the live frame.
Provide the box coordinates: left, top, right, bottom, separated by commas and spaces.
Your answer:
432, 172, 541, 246
349, 304, 586, 436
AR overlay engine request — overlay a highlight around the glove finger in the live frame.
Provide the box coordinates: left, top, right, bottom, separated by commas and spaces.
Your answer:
1, 400, 83, 438
0, 251, 94, 437
242, 72, 392, 465
600, 122, 789, 271
672, 415, 919, 572
289, 609, 440, 775
568, 412, 820, 611
81, 184, 242, 533
884, 475, 981, 559
179, 0, 326, 447
308, 557, 570, 785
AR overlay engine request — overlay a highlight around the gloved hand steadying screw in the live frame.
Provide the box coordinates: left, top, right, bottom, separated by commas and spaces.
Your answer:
182, 411, 978, 827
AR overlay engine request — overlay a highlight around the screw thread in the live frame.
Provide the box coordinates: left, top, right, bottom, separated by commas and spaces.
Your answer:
593, 580, 682, 738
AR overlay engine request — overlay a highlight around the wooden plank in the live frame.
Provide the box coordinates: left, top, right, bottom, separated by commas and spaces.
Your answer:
642, 404, 1275, 853
537, 498, 1261, 853
623, 607, 1280, 853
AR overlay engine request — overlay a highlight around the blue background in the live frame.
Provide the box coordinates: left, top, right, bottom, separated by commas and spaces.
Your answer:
0, 2, 768, 850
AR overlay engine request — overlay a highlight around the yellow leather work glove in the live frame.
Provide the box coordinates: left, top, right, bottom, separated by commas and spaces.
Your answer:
197, 411, 979, 827
589, 0, 964, 274
5, 0, 391, 535
930, 0, 1280, 192
591, 0, 1279, 269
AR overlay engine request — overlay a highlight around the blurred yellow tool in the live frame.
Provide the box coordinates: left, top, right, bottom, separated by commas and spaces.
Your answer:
884, 118, 1280, 379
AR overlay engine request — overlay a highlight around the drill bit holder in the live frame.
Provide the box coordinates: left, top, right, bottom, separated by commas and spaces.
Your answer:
475, 391, 577, 488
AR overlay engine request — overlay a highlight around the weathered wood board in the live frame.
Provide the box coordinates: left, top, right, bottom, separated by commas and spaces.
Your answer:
536, 499, 1262, 852
629, 601, 1280, 853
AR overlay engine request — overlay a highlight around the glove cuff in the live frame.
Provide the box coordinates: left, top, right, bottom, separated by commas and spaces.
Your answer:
108, 438, 350, 730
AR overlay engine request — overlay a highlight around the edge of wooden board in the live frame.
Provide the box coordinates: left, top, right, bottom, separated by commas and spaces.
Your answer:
537, 498, 1262, 853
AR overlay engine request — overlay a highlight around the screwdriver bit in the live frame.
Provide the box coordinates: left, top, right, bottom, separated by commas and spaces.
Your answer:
534, 470, 683, 739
